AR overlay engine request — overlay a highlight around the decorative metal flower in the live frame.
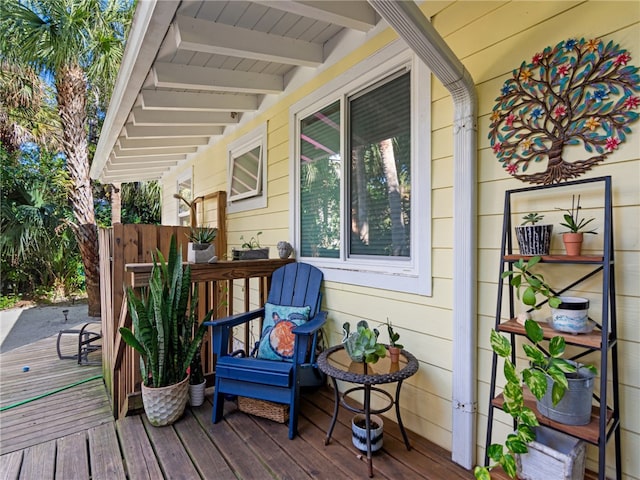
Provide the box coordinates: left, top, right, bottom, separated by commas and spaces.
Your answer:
489, 38, 640, 184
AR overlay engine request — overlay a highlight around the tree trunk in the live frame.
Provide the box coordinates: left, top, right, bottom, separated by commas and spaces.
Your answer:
57, 64, 101, 317
380, 138, 405, 255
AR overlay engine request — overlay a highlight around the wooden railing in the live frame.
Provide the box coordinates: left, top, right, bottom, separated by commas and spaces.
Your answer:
98, 220, 294, 417
113, 259, 293, 418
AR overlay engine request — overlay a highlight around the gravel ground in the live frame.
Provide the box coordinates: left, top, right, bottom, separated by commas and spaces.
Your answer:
0, 302, 96, 352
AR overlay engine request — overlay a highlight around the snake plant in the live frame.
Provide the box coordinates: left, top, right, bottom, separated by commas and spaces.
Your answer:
120, 235, 212, 388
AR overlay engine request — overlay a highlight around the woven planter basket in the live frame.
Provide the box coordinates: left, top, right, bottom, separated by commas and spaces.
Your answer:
237, 397, 289, 423
141, 375, 190, 427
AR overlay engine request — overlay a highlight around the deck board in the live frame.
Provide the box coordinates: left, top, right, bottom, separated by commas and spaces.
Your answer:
86, 423, 126, 480
55, 431, 89, 480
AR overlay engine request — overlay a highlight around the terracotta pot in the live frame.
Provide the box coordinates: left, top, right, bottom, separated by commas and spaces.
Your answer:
562, 232, 583, 256
141, 375, 190, 426
388, 346, 401, 363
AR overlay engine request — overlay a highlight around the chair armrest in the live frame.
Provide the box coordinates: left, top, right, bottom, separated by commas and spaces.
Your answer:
203, 308, 265, 329
292, 311, 327, 335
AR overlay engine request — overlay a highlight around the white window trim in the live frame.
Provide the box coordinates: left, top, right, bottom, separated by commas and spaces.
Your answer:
176, 170, 192, 225
227, 124, 267, 214
289, 47, 432, 296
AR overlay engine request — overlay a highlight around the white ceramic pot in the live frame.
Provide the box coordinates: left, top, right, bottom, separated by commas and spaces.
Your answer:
351, 414, 384, 452
189, 380, 206, 407
549, 296, 590, 334
141, 375, 190, 426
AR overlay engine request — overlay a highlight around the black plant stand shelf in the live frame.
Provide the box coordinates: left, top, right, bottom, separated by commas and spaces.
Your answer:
483, 176, 621, 480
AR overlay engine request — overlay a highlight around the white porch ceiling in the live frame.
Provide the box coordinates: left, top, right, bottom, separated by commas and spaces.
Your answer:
92, 0, 380, 183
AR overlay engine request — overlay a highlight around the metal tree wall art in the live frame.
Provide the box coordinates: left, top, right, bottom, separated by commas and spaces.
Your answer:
489, 38, 640, 184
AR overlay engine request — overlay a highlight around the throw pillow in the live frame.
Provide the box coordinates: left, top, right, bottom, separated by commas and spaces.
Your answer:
256, 303, 311, 361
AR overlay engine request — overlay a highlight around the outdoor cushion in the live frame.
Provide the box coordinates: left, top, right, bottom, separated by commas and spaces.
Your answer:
256, 303, 311, 361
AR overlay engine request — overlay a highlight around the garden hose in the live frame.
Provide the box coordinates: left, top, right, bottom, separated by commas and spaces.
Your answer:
0, 374, 103, 412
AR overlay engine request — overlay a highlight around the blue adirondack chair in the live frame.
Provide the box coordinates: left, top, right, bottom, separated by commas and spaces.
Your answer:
205, 262, 326, 439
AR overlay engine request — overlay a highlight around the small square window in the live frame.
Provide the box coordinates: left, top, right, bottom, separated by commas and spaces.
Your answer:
227, 124, 267, 213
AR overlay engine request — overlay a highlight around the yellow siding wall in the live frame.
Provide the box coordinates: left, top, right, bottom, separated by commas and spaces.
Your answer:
161, 1, 639, 477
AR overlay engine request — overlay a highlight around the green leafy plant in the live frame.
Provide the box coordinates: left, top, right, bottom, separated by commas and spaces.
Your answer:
502, 256, 561, 309
240, 231, 262, 249
187, 225, 218, 244
557, 195, 597, 234
120, 235, 213, 388
385, 319, 404, 349
342, 320, 387, 364
474, 319, 597, 479
521, 213, 544, 225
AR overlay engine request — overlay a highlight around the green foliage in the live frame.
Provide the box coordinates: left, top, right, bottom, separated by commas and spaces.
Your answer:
0, 294, 21, 310
1, 147, 83, 298
521, 213, 544, 225
501, 256, 561, 309
342, 320, 387, 364
557, 194, 597, 234
120, 235, 213, 388
187, 226, 218, 244
477, 320, 597, 479
240, 231, 262, 249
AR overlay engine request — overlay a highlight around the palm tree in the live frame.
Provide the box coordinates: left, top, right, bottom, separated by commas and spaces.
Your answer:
0, 60, 61, 154
0, 0, 133, 316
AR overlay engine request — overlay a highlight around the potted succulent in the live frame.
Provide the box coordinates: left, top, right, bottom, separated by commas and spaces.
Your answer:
341, 320, 386, 452
186, 226, 218, 263
120, 235, 213, 426
342, 320, 387, 365
232, 231, 269, 260
474, 319, 597, 480
557, 195, 597, 256
514, 213, 553, 256
384, 319, 403, 363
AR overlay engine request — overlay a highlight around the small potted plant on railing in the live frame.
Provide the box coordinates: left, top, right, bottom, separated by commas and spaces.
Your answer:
556, 195, 597, 256
514, 212, 553, 256
186, 226, 218, 263
474, 319, 597, 480
232, 231, 269, 260
384, 319, 403, 363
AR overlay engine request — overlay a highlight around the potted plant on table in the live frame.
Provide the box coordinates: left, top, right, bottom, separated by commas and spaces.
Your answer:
341, 320, 386, 452
474, 319, 597, 480
120, 235, 213, 426
556, 195, 597, 256
232, 231, 269, 260
514, 213, 553, 256
384, 319, 403, 363
186, 226, 218, 263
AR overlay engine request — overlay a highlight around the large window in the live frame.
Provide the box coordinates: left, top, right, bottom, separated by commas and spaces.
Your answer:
292, 52, 431, 295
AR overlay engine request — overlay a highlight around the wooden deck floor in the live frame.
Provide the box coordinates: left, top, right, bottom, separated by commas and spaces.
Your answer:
1, 392, 474, 480
0, 327, 111, 455
0, 332, 475, 479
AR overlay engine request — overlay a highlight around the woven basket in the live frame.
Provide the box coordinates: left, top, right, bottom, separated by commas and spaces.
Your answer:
237, 397, 289, 423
